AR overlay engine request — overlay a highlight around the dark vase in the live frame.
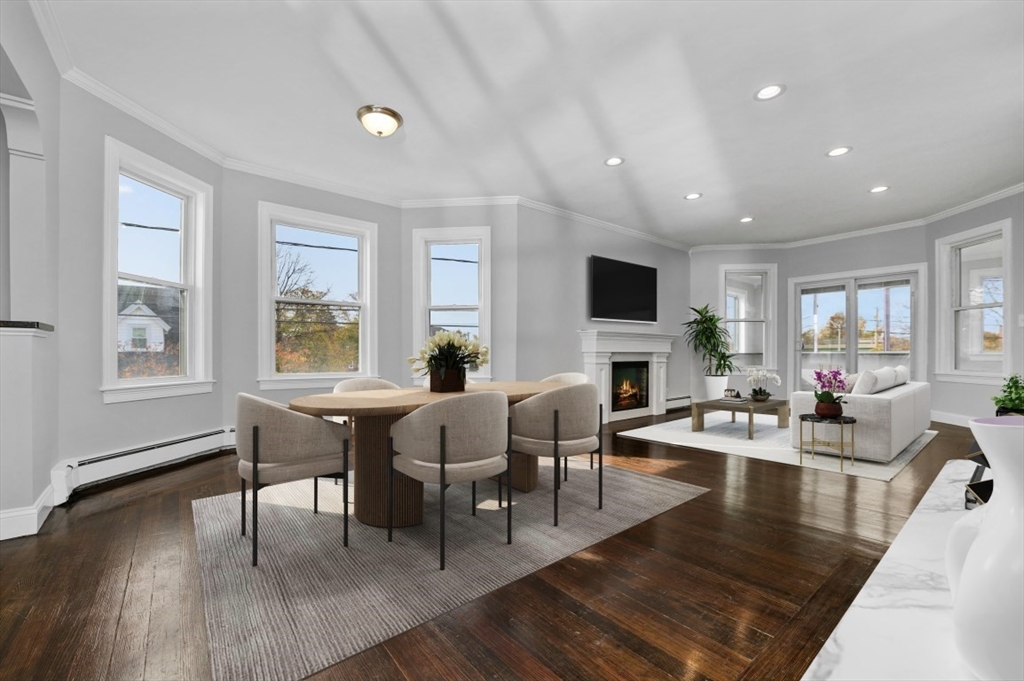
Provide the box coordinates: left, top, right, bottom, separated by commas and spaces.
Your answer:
429, 368, 465, 393
751, 393, 771, 402
995, 406, 1024, 417
815, 401, 843, 418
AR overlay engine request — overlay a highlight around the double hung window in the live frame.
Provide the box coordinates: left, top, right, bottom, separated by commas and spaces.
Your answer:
412, 227, 491, 382
936, 220, 1012, 382
258, 202, 377, 388
102, 138, 213, 403
720, 264, 776, 369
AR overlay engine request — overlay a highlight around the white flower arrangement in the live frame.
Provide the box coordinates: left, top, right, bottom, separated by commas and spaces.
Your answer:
407, 330, 490, 379
745, 368, 781, 397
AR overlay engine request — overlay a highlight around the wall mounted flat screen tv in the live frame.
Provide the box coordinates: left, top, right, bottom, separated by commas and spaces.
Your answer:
590, 255, 657, 323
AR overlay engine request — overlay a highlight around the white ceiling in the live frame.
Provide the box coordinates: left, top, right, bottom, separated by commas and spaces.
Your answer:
29, 0, 1024, 246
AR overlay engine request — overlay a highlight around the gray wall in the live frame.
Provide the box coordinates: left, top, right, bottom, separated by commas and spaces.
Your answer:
401, 204, 519, 383
516, 205, 691, 393
218, 170, 404, 418
926, 193, 1024, 419
1, 105, 9, 320
55, 81, 226, 461
690, 193, 1023, 419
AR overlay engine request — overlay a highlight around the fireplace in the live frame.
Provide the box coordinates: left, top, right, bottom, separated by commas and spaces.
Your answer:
611, 361, 649, 412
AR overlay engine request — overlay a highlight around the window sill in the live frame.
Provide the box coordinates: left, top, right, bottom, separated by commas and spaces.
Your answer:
258, 374, 382, 391
102, 379, 215, 404
933, 372, 1004, 386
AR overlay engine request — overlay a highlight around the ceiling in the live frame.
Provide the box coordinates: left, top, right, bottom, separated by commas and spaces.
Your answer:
25, 0, 1024, 246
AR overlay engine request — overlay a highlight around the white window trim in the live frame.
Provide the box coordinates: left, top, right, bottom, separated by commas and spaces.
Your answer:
787, 262, 928, 395
101, 137, 214, 403
719, 263, 777, 370
257, 201, 378, 390
411, 227, 492, 385
934, 219, 1013, 385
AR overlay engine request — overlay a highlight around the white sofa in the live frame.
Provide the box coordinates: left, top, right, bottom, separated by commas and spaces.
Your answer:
789, 367, 931, 463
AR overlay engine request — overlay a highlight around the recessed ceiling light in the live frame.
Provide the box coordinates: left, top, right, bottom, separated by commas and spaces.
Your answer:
827, 146, 852, 157
605, 157, 624, 166
754, 84, 786, 101
739, 217, 754, 223
870, 186, 890, 193
684, 193, 702, 200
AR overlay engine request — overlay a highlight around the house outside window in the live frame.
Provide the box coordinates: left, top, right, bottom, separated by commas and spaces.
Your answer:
412, 227, 491, 383
720, 264, 776, 369
257, 202, 378, 389
102, 138, 213, 403
935, 219, 1013, 383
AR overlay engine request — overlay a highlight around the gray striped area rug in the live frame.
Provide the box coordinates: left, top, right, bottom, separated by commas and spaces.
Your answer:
192, 457, 706, 681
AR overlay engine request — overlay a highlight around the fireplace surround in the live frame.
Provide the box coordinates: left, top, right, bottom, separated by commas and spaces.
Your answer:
579, 330, 677, 423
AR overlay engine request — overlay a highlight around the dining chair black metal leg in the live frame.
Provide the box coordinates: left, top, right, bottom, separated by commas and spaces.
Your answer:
590, 452, 594, 470
439, 425, 446, 571
554, 410, 560, 491
564, 455, 568, 482
506, 453, 512, 545
387, 436, 394, 543
252, 425, 259, 567
343, 439, 349, 547
240, 477, 246, 537
553, 410, 560, 527
497, 476, 503, 508
471, 480, 476, 516
598, 404, 604, 510
314, 476, 319, 514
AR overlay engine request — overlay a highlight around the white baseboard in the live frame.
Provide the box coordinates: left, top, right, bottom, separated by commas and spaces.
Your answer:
930, 410, 971, 428
0, 484, 53, 541
51, 429, 233, 506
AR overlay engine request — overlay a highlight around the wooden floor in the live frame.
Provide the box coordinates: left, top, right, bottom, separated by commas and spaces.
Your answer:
0, 411, 971, 681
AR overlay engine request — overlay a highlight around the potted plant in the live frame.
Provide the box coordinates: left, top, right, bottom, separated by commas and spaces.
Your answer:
993, 373, 1024, 416
746, 368, 781, 401
408, 330, 489, 393
682, 304, 736, 399
812, 367, 847, 418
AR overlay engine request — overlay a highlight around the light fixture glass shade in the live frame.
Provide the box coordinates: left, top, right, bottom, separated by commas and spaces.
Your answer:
357, 105, 403, 137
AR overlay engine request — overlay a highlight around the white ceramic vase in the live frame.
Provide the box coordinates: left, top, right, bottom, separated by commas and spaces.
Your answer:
945, 415, 1024, 680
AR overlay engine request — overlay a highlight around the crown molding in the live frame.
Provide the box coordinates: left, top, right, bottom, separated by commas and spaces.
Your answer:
0, 93, 34, 111
401, 196, 520, 209
516, 197, 691, 252
690, 183, 1024, 254
28, 0, 73, 75
223, 159, 402, 208
64, 68, 226, 165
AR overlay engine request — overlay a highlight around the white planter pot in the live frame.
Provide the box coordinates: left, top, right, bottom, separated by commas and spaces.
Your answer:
704, 375, 729, 401
945, 415, 1024, 680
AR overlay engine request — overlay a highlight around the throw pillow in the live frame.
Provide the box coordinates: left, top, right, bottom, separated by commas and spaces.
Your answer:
872, 366, 898, 393
894, 365, 910, 386
845, 372, 860, 389
851, 369, 877, 394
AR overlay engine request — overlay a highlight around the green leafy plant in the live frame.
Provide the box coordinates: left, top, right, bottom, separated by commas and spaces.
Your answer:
407, 330, 489, 380
682, 305, 736, 376
992, 373, 1024, 412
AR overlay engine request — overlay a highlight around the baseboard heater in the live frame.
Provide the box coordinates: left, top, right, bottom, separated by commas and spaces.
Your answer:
51, 428, 236, 505
666, 395, 691, 410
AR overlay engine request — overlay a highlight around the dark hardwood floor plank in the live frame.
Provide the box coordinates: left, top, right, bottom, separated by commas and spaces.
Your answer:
0, 413, 967, 681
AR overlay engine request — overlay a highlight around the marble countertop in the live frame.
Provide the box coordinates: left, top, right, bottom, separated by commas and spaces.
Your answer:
803, 459, 978, 680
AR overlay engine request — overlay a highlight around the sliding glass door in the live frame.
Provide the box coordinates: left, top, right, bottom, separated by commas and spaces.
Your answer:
796, 273, 916, 390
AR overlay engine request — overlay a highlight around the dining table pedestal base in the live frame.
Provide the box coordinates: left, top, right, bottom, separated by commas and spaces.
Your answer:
353, 414, 423, 528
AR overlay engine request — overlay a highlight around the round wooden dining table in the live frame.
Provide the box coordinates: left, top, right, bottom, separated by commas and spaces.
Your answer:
288, 381, 562, 528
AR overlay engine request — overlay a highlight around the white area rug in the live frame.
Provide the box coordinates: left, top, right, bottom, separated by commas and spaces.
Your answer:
618, 412, 936, 481
192, 459, 707, 681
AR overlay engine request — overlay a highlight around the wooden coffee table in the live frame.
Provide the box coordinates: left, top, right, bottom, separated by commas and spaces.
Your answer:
691, 398, 790, 440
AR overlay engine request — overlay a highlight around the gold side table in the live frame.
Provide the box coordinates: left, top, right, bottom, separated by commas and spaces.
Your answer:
798, 414, 857, 472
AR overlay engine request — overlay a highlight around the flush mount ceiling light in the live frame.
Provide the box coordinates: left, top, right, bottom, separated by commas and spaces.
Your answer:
684, 193, 703, 200
754, 84, 786, 101
357, 105, 403, 137
605, 157, 624, 166
827, 146, 852, 157
739, 217, 754, 223
870, 186, 890, 193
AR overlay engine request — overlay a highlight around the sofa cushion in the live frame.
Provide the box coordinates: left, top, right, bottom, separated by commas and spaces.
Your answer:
851, 366, 909, 395
872, 367, 898, 392
895, 364, 910, 385
845, 373, 860, 389
851, 370, 877, 394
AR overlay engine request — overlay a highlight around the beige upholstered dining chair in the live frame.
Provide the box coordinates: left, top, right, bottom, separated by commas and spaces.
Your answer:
331, 377, 401, 425
509, 383, 602, 526
541, 372, 590, 385
236, 393, 351, 567
387, 391, 511, 570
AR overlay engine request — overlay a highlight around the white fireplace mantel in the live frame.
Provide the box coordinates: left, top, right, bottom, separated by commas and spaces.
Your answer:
579, 330, 677, 423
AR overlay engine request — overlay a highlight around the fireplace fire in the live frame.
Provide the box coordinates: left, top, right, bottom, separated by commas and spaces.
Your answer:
611, 361, 649, 412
